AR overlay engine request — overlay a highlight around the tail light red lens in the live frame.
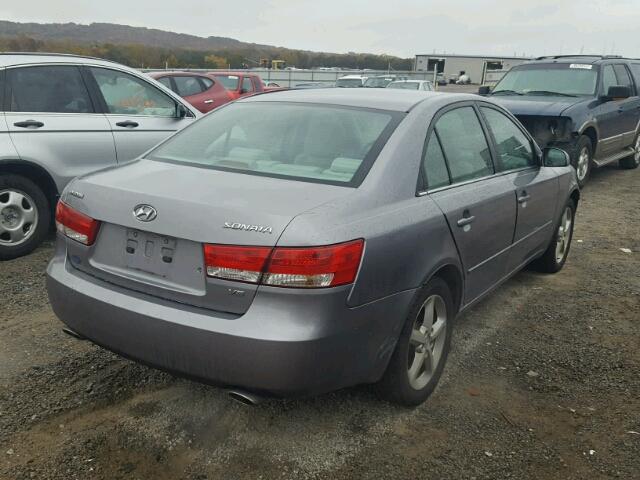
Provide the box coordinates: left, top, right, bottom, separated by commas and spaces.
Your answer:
55, 201, 100, 246
203, 244, 272, 283
203, 239, 364, 288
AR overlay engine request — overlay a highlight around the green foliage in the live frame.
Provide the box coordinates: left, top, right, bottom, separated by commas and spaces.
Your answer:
0, 35, 412, 70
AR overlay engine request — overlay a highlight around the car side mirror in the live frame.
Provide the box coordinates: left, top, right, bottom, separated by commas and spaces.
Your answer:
604, 85, 631, 101
478, 86, 492, 95
176, 103, 188, 118
543, 147, 570, 167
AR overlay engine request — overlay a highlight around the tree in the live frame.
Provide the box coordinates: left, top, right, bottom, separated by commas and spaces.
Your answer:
204, 54, 227, 69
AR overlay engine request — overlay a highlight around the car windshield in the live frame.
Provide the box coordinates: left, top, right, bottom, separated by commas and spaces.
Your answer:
364, 77, 393, 88
148, 102, 399, 186
493, 64, 598, 96
214, 74, 240, 90
336, 78, 363, 88
387, 82, 420, 90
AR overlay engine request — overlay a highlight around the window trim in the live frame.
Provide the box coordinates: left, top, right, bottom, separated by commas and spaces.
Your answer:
4, 64, 97, 115
416, 100, 497, 195
476, 102, 541, 173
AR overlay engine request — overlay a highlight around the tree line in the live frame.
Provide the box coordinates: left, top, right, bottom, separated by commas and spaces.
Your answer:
0, 35, 414, 70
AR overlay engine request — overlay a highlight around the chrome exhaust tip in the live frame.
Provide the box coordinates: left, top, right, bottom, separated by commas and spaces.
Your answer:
227, 389, 262, 406
62, 327, 86, 340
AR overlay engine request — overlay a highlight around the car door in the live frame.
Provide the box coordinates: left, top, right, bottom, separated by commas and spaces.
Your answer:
479, 104, 559, 273
425, 105, 517, 304
612, 64, 640, 147
87, 67, 195, 161
172, 75, 210, 113
4, 64, 116, 191
595, 64, 625, 156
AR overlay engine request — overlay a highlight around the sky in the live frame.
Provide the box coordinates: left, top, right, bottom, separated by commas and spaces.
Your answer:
2, 0, 640, 58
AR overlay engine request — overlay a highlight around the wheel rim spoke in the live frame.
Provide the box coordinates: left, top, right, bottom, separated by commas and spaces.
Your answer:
410, 328, 428, 346
430, 318, 446, 341
408, 350, 426, 382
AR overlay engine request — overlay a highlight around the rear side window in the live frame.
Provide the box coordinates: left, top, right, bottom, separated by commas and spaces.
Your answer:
174, 76, 203, 97
435, 107, 493, 183
90, 67, 176, 116
8, 66, 93, 114
157, 76, 173, 90
215, 75, 240, 90
481, 107, 536, 171
422, 134, 450, 189
201, 77, 214, 90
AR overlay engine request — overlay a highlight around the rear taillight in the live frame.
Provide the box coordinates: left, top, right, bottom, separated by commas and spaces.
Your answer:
203, 239, 364, 288
55, 201, 100, 246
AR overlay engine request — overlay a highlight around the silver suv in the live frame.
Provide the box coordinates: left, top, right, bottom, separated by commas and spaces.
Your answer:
0, 53, 198, 260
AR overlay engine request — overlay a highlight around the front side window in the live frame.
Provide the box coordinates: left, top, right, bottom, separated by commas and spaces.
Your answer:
435, 107, 493, 183
90, 68, 176, 116
241, 77, 254, 93
148, 102, 398, 186
8, 66, 93, 114
481, 107, 536, 171
493, 64, 598, 96
613, 65, 634, 93
174, 76, 203, 97
200, 77, 214, 90
422, 134, 450, 189
602, 65, 618, 94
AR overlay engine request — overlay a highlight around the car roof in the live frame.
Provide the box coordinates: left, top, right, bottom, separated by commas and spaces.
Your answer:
241, 88, 467, 112
148, 71, 214, 78
527, 55, 637, 65
338, 75, 365, 79
0, 52, 122, 68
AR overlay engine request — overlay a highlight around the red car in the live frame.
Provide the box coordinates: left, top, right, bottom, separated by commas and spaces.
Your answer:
149, 71, 233, 113
210, 72, 266, 100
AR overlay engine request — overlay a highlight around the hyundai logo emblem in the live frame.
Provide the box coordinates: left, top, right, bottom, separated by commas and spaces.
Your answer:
133, 204, 158, 222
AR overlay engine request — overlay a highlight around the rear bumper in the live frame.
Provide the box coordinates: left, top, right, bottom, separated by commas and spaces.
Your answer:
46, 244, 415, 396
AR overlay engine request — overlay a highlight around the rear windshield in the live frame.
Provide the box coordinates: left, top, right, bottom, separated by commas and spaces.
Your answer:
214, 74, 240, 90
148, 102, 401, 186
387, 82, 420, 90
493, 63, 599, 96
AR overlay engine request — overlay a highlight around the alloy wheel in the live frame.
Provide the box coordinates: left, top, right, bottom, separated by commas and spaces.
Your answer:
555, 206, 573, 264
0, 189, 39, 246
407, 294, 447, 390
576, 147, 590, 182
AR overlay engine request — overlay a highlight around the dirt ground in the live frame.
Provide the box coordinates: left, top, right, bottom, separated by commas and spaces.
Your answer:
1, 164, 639, 480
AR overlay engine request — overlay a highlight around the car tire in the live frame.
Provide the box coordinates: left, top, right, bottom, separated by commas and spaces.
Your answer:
619, 133, 640, 169
573, 136, 592, 188
0, 174, 50, 261
377, 277, 454, 406
531, 199, 576, 274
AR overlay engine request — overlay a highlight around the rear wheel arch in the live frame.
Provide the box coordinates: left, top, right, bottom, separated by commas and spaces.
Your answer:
424, 263, 464, 315
570, 188, 580, 207
0, 160, 59, 213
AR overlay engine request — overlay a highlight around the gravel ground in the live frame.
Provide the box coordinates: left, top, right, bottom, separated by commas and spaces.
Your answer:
1, 164, 638, 480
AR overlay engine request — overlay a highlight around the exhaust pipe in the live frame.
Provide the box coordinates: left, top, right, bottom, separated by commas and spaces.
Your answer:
227, 389, 262, 406
62, 327, 86, 340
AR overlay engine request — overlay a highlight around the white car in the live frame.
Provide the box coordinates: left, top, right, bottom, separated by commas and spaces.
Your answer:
335, 75, 367, 88
386, 80, 434, 91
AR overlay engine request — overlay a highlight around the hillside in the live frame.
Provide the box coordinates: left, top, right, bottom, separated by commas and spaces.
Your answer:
0, 20, 413, 70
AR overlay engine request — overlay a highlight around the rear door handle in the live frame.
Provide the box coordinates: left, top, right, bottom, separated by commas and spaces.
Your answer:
115, 120, 139, 128
203, 99, 214, 104
457, 216, 475, 227
518, 194, 531, 204
14, 120, 44, 129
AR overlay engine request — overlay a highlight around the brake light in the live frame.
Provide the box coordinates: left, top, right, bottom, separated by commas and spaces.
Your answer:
55, 201, 100, 246
203, 244, 271, 283
203, 240, 364, 288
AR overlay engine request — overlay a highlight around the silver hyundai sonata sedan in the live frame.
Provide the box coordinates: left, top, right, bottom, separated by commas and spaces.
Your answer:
46, 89, 579, 405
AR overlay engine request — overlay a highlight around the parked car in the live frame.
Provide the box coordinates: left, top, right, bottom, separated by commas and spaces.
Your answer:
387, 80, 434, 91
481, 55, 640, 186
0, 53, 198, 260
293, 82, 333, 89
148, 71, 233, 113
211, 72, 265, 99
47, 89, 579, 406
364, 75, 404, 88
335, 75, 366, 88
